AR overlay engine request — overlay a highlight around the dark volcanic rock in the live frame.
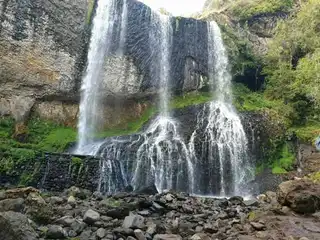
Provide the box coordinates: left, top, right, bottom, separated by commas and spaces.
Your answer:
135, 184, 159, 195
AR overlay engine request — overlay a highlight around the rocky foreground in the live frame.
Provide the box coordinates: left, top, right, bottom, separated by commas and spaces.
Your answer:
1, 179, 320, 240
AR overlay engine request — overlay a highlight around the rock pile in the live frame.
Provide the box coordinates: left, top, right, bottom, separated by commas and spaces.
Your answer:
0, 180, 320, 240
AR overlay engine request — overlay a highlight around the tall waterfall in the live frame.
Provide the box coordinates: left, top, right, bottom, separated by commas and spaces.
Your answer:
189, 22, 253, 196
97, 12, 193, 194
76, 0, 117, 154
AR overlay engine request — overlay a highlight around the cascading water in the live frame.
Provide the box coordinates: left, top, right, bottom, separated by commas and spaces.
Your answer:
75, 0, 253, 196
76, 0, 117, 155
189, 22, 253, 196
97, 11, 193, 194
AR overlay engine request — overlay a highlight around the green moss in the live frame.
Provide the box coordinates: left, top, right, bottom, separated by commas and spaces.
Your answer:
39, 128, 76, 152
86, 0, 95, 24
71, 157, 83, 165
19, 172, 33, 186
101, 198, 122, 208
170, 91, 213, 109
230, 0, 294, 20
0, 117, 77, 175
307, 171, 320, 182
96, 106, 156, 138
248, 211, 257, 221
272, 166, 288, 174
255, 164, 264, 175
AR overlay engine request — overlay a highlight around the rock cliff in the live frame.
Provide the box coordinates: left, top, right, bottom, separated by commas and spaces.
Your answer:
0, 0, 211, 128
0, 0, 90, 123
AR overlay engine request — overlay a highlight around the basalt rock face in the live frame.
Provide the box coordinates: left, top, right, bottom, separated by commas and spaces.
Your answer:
0, 153, 101, 192
0, 0, 90, 122
102, 0, 209, 98
0, 0, 209, 127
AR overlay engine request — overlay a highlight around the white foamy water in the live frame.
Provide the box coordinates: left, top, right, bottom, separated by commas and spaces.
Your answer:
189, 22, 254, 196
76, 0, 118, 155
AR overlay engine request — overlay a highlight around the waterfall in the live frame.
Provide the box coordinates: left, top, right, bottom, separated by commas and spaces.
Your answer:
189, 22, 253, 196
97, 12, 193, 194
76, 0, 117, 155
74, 0, 253, 196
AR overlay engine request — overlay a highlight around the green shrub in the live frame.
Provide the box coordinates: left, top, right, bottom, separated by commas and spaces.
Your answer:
271, 144, 295, 174
71, 157, 83, 165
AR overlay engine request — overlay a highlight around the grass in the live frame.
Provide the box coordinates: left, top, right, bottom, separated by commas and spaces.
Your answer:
170, 91, 213, 109
86, 0, 95, 24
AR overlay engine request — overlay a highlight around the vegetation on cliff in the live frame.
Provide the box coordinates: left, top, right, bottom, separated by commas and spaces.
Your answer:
203, 0, 295, 20
0, 117, 76, 175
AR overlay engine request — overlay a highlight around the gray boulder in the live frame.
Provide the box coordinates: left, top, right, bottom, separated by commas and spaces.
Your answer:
123, 214, 145, 229
0, 211, 38, 240
0, 198, 24, 212
84, 209, 100, 224
46, 225, 67, 239
154, 234, 183, 240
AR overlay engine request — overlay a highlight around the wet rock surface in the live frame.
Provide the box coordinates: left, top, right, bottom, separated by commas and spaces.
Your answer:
0, 182, 319, 240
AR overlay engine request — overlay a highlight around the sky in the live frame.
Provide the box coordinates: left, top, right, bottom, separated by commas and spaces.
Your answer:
138, 0, 207, 16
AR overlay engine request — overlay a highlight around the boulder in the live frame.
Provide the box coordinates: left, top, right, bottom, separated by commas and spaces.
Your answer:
48, 196, 65, 205
67, 195, 77, 207
0, 198, 24, 212
96, 228, 106, 239
71, 219, 86, 234
277, 180, 320, 213
0, 211, 38, 240
55, 216, 75, 227
4, 187, 39, 199
123, 214, 145, 229
26, 192, 46, 205
154, 234, 182, 240
46, 225, 66, 239
135, 184, 158, 195
250, 222, 266, 231
83, 209, 101, 224
134, 229, 147, 240
106, 207, 130, 219
190, 233, 212, 240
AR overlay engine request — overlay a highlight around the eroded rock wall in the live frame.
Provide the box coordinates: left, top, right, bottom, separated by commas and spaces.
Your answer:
0, 0, 90, 122
0, 0, 210, 129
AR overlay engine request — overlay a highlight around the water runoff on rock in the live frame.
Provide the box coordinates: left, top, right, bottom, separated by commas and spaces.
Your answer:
189, 21, 254, 196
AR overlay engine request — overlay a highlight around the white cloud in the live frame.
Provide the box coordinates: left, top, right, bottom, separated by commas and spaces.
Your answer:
138, 0, 206, 16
